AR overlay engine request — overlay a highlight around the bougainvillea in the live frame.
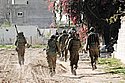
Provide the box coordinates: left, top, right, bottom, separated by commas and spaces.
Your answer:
77, 24, 88, 43
48, 0, 54, 11
61, 0, 83, 25
47, 0, 84, 25
47, 0, 125, 28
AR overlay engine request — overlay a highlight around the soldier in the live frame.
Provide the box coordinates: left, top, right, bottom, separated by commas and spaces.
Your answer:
64, 29, 77, 61
46, 35, 60, 77
58, 30, 68, 61
67, 31, 81, 75
15, 32, 27, 65
86, 27, 100, 70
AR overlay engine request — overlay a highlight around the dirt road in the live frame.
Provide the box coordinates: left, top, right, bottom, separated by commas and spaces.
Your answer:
0, 48, 125, 83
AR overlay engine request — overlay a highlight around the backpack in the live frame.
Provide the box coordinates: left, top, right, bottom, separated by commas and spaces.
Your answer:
47, 39, 57, 55
88, 32, 99, 47
59, 34, 68, 45
17, 36, 26, 46
68, 38, 81, 51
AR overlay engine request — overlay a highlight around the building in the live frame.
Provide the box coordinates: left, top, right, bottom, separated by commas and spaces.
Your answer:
0, 0, 10, 25
9, 0, 28, 25
0, 0, 53, 28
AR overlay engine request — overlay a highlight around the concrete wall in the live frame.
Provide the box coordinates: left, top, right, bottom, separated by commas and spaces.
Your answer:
115, 16, 125, 64
0, 25, 57, 45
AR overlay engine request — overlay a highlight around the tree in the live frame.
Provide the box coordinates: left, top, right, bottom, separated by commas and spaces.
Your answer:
48, 0, 125, 48
83, 0, 124, 47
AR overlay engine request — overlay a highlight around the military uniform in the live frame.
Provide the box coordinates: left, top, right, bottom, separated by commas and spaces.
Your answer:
67, 33, 81, 75
46, 35, 60, 76
15, 32, 27, 65
86, 27, 100, 70
58, 30, 68, 61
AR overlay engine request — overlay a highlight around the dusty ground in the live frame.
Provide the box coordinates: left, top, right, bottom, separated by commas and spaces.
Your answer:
0, 48, 125, 83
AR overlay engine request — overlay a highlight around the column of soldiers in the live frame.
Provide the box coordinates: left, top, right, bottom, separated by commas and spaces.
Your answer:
15, 27, 100, 77
46, 28, 82, 76
46, 27, 100, 76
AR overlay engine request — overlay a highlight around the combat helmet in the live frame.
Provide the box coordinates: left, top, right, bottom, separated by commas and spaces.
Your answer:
62, 29, 66, 33
50, 35, 56, 39
18, 32, 24, 36
89, 27, 95, 32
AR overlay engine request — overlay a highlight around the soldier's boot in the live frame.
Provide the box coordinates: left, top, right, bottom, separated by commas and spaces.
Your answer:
91, 58, 95, 70
19, 61, 22, 66
92, 63, 95, 70
93, 62, 97, 69
22, 57, 24, 65
59, 52, 64, 61
94, 65, 97, 69
83, 49, 87, 54
61, 51, 65, 61
22, 61, 24, 65
94, 56, 98, 69
59, 53, 61, 58
50, 72, 53, 77
91, 62, 95, 70
49, 68, 53, 77
73, 65, 77, 75
53, 68, 56, 75
64, 55, 67, 62
73, 68, 76, 76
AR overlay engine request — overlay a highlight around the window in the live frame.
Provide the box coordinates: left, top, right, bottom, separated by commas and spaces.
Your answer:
17, 12, 23, 17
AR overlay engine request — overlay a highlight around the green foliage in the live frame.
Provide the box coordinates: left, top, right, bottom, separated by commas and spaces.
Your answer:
98, 58, 122, 67
98, 58, 125, 75
106, 15, 118, 24
31, 45, 47, 48
0, 45, 16, 49
1, 20, 11, 27
109, 67, 125, 74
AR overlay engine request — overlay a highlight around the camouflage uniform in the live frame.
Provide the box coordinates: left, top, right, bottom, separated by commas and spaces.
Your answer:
15, 32, 27, 65
58, 30, 68, 61
46, 35, 60, 76
67, 32, 81, 75
86, 27, 100, 70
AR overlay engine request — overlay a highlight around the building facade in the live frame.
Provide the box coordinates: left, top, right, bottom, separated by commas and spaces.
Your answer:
0, 0, 53, 28
0, 0, 10, 25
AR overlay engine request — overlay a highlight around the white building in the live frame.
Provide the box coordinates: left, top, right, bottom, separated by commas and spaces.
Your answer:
115, 16, 125, 64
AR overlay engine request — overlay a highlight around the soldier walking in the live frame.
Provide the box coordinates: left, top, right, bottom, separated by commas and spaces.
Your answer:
86, 27, 100, 70
15, 32, 27, 65
58, 30, 68, 61
67, 31, 81, 75
46, 35, 60, 77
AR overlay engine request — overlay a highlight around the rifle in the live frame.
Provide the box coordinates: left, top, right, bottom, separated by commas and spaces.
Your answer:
15, 25, 18, 36
14, 25, 19, 50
